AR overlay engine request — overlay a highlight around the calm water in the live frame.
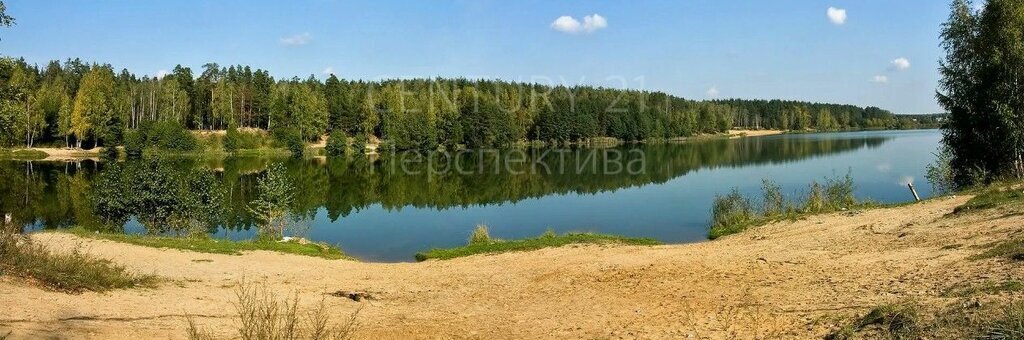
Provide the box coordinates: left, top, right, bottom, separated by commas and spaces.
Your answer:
1, 129, 941, 262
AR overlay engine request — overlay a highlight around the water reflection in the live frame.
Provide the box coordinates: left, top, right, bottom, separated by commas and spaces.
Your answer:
1, 132, 893, 259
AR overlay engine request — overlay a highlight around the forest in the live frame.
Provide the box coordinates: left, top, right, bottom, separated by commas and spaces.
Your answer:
0, 57, 927, 152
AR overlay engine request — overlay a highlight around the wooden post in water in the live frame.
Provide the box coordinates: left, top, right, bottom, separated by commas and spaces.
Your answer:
908, 183, 921, 202
3, 213, 10, 225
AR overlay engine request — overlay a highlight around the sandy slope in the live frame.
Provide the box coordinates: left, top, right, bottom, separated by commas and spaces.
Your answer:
1, 195, 1022, 339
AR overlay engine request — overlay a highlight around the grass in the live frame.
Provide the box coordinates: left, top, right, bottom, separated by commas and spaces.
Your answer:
942, 280, 1024, 298
953, 187, 1024, 214
414, 230, 661, 261
58, 228, 353, 260
971, 238, 1024, 261
982, 302, 1024, 339
1, 223, 157, 293
826, 302, 921, 340
709, 175, 859, 239
0, 148, 48, 160
186, 279, 359, 340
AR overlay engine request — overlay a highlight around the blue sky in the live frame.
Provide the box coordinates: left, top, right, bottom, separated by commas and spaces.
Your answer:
1, 0, 952, 113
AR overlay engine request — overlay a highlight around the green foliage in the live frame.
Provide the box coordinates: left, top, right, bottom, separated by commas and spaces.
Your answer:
273, 127, 305, 157
248, 163, 295, 241
468, 224, 491, 245
144, 121, 198, 151
709, 188, 755, 239
61, 227, 350, 260
415, 231, 661, 261
352, 133, 368, 154
224, 128, 265, 152
325, 130, 348, 157
954, 188, 1024, 214
972, 238, 1024, 261
0, 148, 46, 160
938, 0, 1024, 187
710, 175, 861, 239
1, 222, 156, 293
926, 146, 957, 194
122, 129, 144, 157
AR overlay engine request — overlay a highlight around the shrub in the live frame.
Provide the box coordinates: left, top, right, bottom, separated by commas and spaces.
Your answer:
274, 128, 305, 158
325, 131, 348, 157
468, 224, 491, 245
99, 146, 119, 160
225, 128, 265, 152
824, 172, 855, 210
147, 121, 198, 151
353, 133, 368, 154
926, 147, 956, 194
805, 181, 825, 213
122, 130, 145, 157
709, 188, 755, 239
0, 221, 156, 293
761, 179, 786, 216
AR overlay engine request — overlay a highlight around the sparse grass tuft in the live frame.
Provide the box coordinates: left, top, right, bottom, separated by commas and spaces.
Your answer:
982, 302, 1024, 339
416, 230, 660, 261
468, 224, 492, 245
942, 280, 1024, 297
972, 238, 1024, 262
186, 279, 359, 340
59, 227, 352, 260
1, 223, 157, 293
826, 303, 921, 340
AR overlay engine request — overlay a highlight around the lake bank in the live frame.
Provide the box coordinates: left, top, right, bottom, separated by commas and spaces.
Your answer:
3, 192, 1021, 338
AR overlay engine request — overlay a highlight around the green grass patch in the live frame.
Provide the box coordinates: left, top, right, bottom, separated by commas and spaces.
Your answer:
2, 224, 157, 293
971, 238, 1024, 261
0, 148, 48, 160
943, 280, 1024, 298
414, 231, 661, 261
59, 228, 352, 260
953, 188, 1024, 214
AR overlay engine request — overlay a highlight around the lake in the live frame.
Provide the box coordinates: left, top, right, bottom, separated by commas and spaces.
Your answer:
1, 129, 942, 262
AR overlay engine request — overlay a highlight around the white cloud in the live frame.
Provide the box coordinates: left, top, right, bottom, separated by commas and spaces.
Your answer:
551, 14, 607, 34
875, 162, 892, 172
322, 67, 335, 75
156, 70, 170, 79
899, 176, 915, 186
827, 7, 847, 25
706, 86, 720, 98
891, 57, 911, 70
280, 32, 312, 46
871, 75, 889, 83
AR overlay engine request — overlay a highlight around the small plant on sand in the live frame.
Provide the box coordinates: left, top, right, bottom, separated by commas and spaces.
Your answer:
186, 279, 359, 340
760, 179, 787, 217
0, 219, 156, 293
468, 224, 491, 245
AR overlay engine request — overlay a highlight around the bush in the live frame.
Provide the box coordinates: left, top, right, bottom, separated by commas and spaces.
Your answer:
709, 188, 755, 239
325, 131, 348, 157
0, 221, 156, 293
761, 179, 786, 216
274, 128, 305, 157
249, 164, 295, 241
99, 146, 119, 160
148, 121, 199, 151
122, 130, 145, 157
225, 128, 264, 152
353, 133, 368, 155
823, 172, 856, 210
468, 224, 491, 245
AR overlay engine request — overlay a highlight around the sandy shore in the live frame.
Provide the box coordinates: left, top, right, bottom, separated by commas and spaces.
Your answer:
1, 195, 1021, 339
728, 129, 786, 138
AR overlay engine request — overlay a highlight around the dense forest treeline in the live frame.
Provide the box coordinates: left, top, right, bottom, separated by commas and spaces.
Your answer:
0, 57, 927, 151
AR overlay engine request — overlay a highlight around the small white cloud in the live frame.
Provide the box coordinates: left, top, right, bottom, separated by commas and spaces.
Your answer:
891, 57, 911, 70
871, 75, 889, 83
156, 70, 170, 79
827, 7, 847, 25
876, 162, 892, 172
322, 67, 334, 75
706, 86, 720, 98
551, 14, 607, 34
280, 32, 312, 46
